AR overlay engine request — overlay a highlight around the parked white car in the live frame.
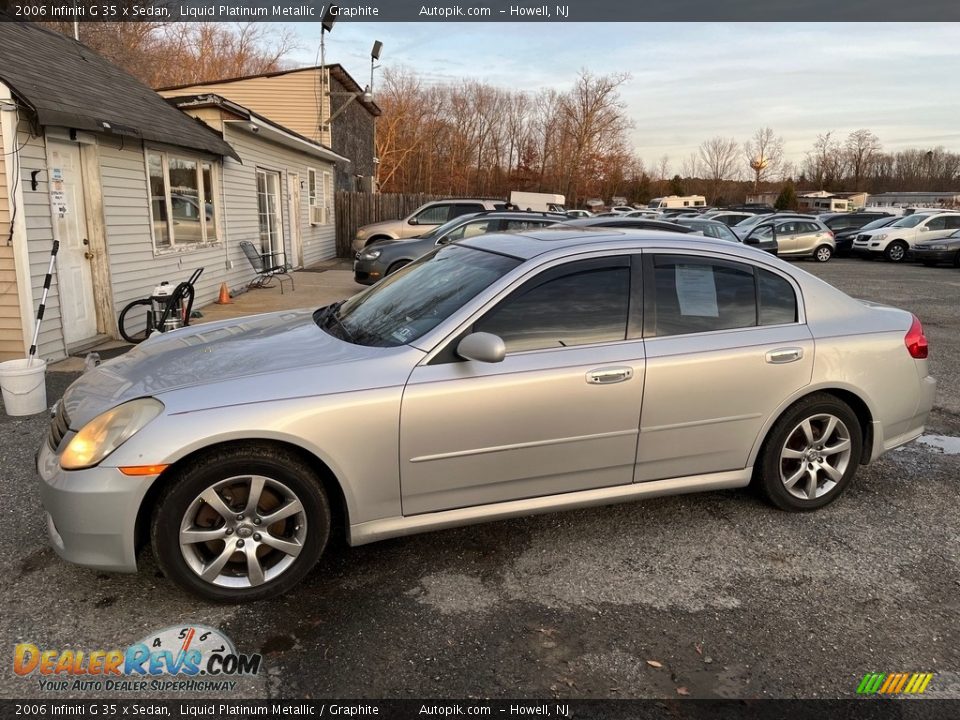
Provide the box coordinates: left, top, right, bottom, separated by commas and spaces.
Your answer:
851, 212, 960, 262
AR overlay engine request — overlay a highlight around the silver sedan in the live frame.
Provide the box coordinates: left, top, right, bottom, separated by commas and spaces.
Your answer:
38, 229, 936, 601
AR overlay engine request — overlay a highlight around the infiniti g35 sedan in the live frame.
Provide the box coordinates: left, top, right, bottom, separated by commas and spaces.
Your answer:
38, 229, 936, 602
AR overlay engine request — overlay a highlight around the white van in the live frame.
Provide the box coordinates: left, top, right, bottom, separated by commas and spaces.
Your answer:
648, 195, 707, 210
510, 191, 566, 212
851, 211, 960, 262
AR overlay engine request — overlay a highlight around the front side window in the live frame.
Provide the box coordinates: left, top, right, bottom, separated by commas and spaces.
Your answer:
443, 219, 495, 243
146, 151, 221, 252
648, 256, 757, 337
475, 260, 630, 353
925, 216, 947, 231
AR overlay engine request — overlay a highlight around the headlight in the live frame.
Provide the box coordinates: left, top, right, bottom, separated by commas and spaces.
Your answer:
360, 249, 382, 260
874, 233, 888, 242
61, 398, 164, 470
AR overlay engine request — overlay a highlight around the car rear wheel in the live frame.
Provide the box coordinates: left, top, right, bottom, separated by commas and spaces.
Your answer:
151, 444, 330, 602
813, 245, 833, 263
756, 394, 862, 512
885, 241, 908, 262
386, 260, 410, 275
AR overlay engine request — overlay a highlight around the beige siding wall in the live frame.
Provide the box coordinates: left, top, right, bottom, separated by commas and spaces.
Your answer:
160, 70, 330, 145
222, 125, 337, 268
0, 122, 25, 359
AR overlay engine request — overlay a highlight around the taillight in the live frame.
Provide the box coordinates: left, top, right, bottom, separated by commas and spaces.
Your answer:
905, 314, 928, 359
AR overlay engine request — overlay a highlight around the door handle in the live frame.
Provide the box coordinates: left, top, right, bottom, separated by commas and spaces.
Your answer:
586, 366, 633, 385
766, 347, 803, 364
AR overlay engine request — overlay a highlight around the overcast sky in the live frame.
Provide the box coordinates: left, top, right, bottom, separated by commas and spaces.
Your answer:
287, 22, 960, 174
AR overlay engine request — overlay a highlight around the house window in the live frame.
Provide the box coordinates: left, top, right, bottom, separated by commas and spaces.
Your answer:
256, 169, 285, 264
146, 151, 221, 252
308, 168, 320, 225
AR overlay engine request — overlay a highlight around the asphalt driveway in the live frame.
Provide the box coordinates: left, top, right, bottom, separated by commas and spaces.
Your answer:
1, 259, 957, 700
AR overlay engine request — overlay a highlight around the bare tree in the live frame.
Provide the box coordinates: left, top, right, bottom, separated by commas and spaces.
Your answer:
699, 136, 740, 203
844, 129, 881, 190
743, 127, 784, 190
804, 132, 846, 190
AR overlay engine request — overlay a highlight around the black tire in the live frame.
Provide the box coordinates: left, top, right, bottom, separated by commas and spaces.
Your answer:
118, 298, 154, 344
813, 244, 833, 263
755, 393, 862, 512
386, 260, 410, 276
884, 240, 908, 263
151, 444, 330, 603
953, 251, 960, 268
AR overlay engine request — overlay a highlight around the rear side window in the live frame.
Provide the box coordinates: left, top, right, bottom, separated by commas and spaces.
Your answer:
758, 269, 797, 325
451, 203, 485, 218
475, 263, 630, 353
647, 256, 798, 337
648, 256, 756, 336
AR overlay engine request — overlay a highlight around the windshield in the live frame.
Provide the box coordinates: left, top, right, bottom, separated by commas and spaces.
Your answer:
735, 214, 766, 228
859, 217, 895, 232
889, 214, 928, 228
316, 245, 521, 347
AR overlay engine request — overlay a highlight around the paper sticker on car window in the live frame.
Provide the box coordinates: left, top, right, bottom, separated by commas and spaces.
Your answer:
391, 326, 414, 343
675, 264, 719, 317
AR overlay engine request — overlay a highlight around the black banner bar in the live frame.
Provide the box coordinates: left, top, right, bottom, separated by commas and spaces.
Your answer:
1, 0, 960, 22
2, 700, 960, 720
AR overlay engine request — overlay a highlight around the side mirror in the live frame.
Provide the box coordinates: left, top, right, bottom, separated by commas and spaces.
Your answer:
408, 217, 419, 225
919, 225, 928, 232
457, 332, 506, 363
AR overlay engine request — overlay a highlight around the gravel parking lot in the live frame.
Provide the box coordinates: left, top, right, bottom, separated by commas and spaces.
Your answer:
1, 258, 957, 700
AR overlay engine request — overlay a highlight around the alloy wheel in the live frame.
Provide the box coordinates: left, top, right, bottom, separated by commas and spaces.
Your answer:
887, 243, 906, 262
179, 475, 307, 588
779, 414, 852, 500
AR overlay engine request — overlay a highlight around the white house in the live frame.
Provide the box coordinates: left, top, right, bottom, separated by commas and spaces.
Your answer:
0, 20, 343, 362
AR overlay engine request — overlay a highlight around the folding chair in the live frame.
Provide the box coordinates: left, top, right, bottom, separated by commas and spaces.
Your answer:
240, 240, 295, 294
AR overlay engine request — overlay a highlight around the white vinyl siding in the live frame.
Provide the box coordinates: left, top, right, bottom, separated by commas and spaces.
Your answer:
0, 122, 25, 360
98, 138, 248, 320
221, 125, 336, 267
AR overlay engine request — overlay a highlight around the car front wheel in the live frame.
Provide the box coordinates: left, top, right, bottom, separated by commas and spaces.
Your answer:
885, 241, 908, 262
756, 394, 862, 512
151, 444, 330, 602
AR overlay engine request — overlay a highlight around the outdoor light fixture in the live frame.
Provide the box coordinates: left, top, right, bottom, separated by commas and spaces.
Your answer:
371, 41, 383, 61
321, 5, 337, 32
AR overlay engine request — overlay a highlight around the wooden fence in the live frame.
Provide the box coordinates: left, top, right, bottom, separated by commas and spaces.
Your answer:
335, 192, 447, 257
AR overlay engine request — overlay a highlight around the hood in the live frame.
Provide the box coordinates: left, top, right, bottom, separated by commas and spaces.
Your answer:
61, 309, 384, 427
358, 218, 404, 237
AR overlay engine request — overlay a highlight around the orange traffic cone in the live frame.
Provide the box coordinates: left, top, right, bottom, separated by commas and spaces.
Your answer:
215, 282, 233, 304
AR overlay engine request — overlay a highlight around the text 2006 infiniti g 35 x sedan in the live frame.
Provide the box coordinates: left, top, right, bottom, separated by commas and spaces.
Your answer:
38, 229, 936, 601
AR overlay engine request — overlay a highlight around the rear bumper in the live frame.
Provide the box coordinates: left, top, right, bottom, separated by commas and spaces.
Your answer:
870, 374, 937, 460
37, 440, 154, 573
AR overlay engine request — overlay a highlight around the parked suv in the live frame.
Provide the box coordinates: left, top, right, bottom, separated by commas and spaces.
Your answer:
352, 199, 506, 252
851, 212, 960, 262
744, 218, 835, 261
354, 211, 566, 285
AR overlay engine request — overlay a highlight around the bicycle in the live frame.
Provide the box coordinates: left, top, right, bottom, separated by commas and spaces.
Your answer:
118, 267, 204, 344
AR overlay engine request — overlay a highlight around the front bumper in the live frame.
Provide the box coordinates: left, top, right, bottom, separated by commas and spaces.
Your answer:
851, 244, 882, 256
353, 256, 383, 285
37, 440, 155, 573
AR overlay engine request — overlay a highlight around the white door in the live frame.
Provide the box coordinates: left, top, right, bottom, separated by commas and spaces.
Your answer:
287, 172, 304, 268
48, 141, 97, 345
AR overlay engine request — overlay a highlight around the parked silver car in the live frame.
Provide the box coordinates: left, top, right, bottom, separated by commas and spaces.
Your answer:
38, 229, 936, 601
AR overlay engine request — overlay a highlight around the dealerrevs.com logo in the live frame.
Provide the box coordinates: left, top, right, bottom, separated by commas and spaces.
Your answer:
14, 625, 262, 693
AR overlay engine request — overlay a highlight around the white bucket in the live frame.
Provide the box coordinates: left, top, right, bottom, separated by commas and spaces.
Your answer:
0, 358, 48, 416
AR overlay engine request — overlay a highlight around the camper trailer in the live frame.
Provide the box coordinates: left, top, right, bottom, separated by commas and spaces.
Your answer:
648, 195, 707, 210
510, 191, 566, 212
